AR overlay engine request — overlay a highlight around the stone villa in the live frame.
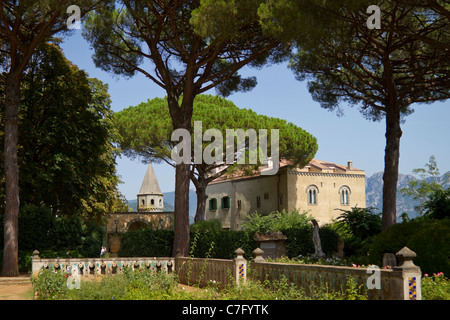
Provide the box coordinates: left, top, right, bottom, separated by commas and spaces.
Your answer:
205, 159, 366, 230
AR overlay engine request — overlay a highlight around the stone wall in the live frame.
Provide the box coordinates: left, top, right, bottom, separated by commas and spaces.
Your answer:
176, 249, 247, 287
250, 246, 421, 300
107, 212, 173, 234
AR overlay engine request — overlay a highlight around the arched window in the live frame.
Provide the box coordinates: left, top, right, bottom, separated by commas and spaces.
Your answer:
306, 185, 319, 205
339, 186, 351, 205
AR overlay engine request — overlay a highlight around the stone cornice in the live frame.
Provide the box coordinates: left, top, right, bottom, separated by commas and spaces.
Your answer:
288, 171, 365, 178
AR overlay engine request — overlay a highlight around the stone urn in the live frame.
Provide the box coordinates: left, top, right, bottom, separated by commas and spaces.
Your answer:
109, 234, 121, 257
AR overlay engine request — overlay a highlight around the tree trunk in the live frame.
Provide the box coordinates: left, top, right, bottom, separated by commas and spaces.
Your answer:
169, 94, 193, 257
381, 106, 402, 230
2, 73, 21, 277
194, 183, 208, 223
172, 162, 191, 257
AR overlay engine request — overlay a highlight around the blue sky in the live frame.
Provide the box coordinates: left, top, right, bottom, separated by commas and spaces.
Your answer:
60, 31, 450, 200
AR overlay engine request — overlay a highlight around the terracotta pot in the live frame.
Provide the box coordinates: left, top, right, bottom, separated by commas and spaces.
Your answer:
109, 235, 121, 253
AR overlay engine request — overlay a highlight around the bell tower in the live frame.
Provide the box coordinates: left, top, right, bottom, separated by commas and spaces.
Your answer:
137, 163, 164, 212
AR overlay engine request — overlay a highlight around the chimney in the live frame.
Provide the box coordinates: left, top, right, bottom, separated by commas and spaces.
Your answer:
347, 161, 353, 170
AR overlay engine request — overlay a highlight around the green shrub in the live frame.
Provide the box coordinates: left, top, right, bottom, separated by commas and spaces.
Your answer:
368, 219, 450, 275
281, 226, 314, 257
190, 219, 223, 233
119, 229, 174, 257
242, 209, 312, 234
334, 207, 381, 241
423, 188, 450, 220
31, 268, 70, 300
422, 273, 450, 300
64, 268, 180, 300
406, 221, 450, 275
242, 212, 277, 234
318, 224, 341, 256
190, 230, 258, 260
280, 224, 340, 258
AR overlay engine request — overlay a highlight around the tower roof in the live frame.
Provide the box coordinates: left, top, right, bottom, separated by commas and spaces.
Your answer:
138, 162, 162, 195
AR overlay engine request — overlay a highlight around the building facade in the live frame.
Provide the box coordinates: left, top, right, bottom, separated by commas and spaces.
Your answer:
205, 159, 366, 230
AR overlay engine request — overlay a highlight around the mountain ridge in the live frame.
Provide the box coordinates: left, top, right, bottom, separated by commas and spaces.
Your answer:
365, 170, 450, 219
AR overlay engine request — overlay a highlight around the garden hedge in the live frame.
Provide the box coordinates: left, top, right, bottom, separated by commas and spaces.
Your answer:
368, 219, 450, 275
119, 225, 340, 260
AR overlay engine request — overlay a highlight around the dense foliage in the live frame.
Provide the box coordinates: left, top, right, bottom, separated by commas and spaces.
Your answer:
368, 218, 450, 276
0, 44, 125, 220
422, 188, 450, 220
0, 204, 104, 260
334, 207, 382, 240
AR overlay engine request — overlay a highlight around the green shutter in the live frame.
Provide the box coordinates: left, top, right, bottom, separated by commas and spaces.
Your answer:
221, 196, 230, 209
210, 198, 217, 211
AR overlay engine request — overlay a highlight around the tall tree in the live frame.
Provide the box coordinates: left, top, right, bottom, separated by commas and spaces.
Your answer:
83, 0, 288, 256
261, 0, 450, 229
114, 94, 318, 222
0, 0, 97, 276
15, 44, 123, 220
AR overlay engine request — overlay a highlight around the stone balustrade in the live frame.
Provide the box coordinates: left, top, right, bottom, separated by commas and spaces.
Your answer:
31, 246, 422, 300
31, 250, 175, 277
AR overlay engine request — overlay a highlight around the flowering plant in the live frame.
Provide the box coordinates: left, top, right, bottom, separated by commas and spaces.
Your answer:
422, 272, 449, 300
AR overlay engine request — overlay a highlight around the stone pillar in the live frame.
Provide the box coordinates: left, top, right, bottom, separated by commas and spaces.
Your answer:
31, 250, 41, 276
234, 248, 247, 285
393, 247, 422, 300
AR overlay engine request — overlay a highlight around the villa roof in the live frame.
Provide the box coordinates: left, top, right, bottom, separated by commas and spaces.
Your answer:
209, 158, 364, 185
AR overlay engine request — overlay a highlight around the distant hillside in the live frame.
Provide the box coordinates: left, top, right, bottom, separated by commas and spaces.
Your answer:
365, 171, 450, 219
